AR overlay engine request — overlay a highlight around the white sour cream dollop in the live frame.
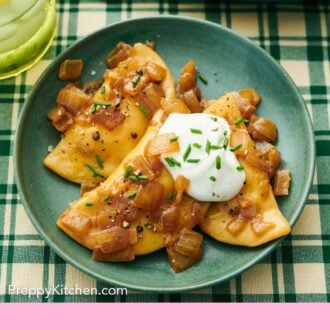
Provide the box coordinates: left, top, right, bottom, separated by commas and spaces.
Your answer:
159, 113, 246, 202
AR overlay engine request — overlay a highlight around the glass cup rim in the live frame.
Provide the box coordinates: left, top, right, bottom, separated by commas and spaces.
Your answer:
0, 0, 41, 28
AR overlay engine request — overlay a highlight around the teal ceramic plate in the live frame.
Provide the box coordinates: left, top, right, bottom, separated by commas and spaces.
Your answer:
15, 16, 315, 292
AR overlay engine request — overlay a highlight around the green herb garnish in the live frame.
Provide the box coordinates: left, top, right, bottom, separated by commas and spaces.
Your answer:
210, 117, 218, 122
84, 164, 104, 178
166, 191, 176, 201
187, 159, 200, 163
190, 128, 203, 134
170, 135, 179, 142
230, 144, 242, 152
164, 157, 181, 168
198, 73, 208, 85
223, 137, 229, 150
132, 75, 141, 87
103, 195, 110, 202
193, 143, 202, 149
236, 165, 245, 171
210, 145, 222, 150
129, 175, 148, 181
85, 202, 93, 207
124, 165, 133, 179
234, 117, 249, 125
90, 103, 97, 114
96, 155, 103, 169
209, 176, 216, 182
205, 139, 211, 154
216, 155, 221, 169
183, 144, 192, 161
93, 101, 111, 107
139, 105, 149, 117
126, 192, 137, 199
100, 86, 105, 94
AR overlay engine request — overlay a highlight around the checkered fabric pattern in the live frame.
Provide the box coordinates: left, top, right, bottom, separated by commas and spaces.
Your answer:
0, 0, 329, 302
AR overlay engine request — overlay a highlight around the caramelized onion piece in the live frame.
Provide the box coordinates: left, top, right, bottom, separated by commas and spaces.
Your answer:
231, 91, 256, 119
89, 226, 129, 254
230, 128, 249, 156
123, 70, 149, 96
58, 59, 84, 81
92, 106, 125, 131
226, 216, 247, 236
133, 181, 163, 210
80, 182, 100, 196
128, 155, 155, 181
273, 169, 291, 196
47, 105, 73, 132
59, 212, 91, 238
136, 83, 164, 115
92, 246, 135, 262
255, 141, 281, 176
248, 115, 277, 142
178, 60, 196, 92
161, 98, 190, 114
182, 89, 202, 113
106, 42, 132, 69
82, 80, 103, 97
174, 228, 203, 258
160, 205, 179, 232
175, 175, 190, 204
191, 202, 204, 226
56, 84, 91, 115
146, 62, 166, 82
250, 217, 275, 237
167, 246, 202, 272
238, 88, 261, 106
147, 133, 180, 157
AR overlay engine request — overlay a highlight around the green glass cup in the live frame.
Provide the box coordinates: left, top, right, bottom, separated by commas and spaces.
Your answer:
0, 0, 56, 80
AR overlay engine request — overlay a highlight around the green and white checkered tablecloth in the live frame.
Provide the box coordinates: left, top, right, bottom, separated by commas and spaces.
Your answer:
0, 0, 329, 302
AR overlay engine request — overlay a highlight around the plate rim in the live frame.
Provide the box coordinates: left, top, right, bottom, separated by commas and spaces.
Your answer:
14, 15, 315, 292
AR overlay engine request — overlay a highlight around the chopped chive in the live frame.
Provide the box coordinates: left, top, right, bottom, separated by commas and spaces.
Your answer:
205, 139, 211, 154
183, 144, 192, 161
126, 192, 137, 199
224, 131, 228, 136
170, 135, 179, 142
210, 117, 218, 122
93, 101, 111, 107
234, 117, 244, 125
137, 175, 148, 181
190, 128, 203, 134
90, 103, 97, 114
243, 119, 249, 123
85, 202, 93, 207
236, 165, 245, 171
164, 157, 175, 167
216, 155, 221, 169
96, 155, 103, 169
166, 191, 176, 201
223, 137, 229, 150
129, 174, 148, 182
187, 159, 200, 163
84, 164, 104, 178
193, 143, 202, 149
139, 105, 149, 117
210, 145, 222, 150
128, 175, 138, 181
103, 195, 110, 202
198, 73, 208, 85
124, 165, 132, 179
209, 176, 216, 182
164, 157, 181, 168
100, 86, 106, 94
132, 75, 141, 87
230, 144, 242, 152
